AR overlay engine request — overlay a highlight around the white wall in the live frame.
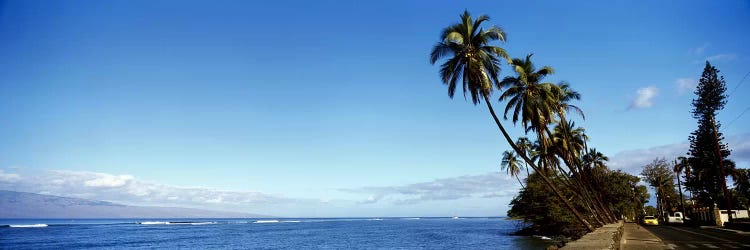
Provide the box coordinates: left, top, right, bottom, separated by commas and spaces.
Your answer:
718, 210, 749, 226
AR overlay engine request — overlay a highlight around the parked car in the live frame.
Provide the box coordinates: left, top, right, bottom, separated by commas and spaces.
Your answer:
643, 216, 659, 226
667, 212, 684, 224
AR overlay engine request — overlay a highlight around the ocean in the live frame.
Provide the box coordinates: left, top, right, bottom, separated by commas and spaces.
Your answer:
0, 217, 551, 249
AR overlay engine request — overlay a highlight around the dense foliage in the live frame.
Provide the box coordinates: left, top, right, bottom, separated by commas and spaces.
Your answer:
508, 169, 648, 237
640, 158, 680, 218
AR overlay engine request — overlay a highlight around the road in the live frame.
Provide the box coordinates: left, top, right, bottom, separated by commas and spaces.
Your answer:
644, 225, 750, 249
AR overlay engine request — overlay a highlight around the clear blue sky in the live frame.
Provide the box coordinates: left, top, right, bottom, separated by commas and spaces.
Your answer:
1, 0, 748, 217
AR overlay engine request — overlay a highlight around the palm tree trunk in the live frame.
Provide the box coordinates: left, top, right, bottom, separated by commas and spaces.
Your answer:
516, 175, 525, 189
555, 120, 617, 223
556, 153, 611, 224
543, 126, 615, 224
482, 95, 595, 232
676, 172, 686, 216
524, 162, 530, 176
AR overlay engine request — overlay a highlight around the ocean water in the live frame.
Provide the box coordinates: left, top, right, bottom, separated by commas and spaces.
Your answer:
0, 217, 551, 249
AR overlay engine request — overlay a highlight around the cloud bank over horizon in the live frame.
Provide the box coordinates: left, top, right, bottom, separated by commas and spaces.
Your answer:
340, 173, 520, 205
1, 133, 747, 217
0, 169, 309, 216
608, 133, 750, 175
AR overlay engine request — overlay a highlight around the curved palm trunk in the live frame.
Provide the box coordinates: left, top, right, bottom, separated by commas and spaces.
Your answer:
550, 161, 605, 227
556, 152, 611, 225
549, 118, 618, 223
543, 126, 615, 224
515, 175, 525, 189
524, 161, 530, 176
483, 95, 595, 232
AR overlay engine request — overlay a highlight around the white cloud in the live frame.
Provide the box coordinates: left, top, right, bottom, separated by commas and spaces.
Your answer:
0, 170, 21, 183
688, 44, 709, 55
608, 134, 750, 175
629, 86, 659, 109
676, 78, 697, 95
608, 142, 688, 175
705, 54, 737, 62
0, 169, 518, 217
341, 173, 519, 205
0, 169, 296, 210
84, 174, 134, 187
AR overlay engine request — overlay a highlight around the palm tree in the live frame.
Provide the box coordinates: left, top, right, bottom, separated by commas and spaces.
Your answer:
501, 150, 525, 188
529, 139, 558, 173
429, 10, 508, 104
674, 156, 689, 215
497, 53, 610, 226
516, 137, 533, 175
430, 11, 594, 231
499, 54, 559, 150
583, 148, 608, 168
552, 121, 587, 161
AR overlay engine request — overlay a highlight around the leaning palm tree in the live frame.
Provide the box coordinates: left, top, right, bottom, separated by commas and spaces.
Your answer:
582, 148, 616, 221
583, 148, 609, 172
554, 123, 615, 224
552, 121, 587, 162
530, 139, 559, 174
501, 150, 525, 188
430, 11, 594, 231
501, 53, 615, 225
499, 54, 559, 149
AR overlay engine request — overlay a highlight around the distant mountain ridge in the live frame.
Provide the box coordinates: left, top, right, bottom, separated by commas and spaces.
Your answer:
0, 190, 270, 218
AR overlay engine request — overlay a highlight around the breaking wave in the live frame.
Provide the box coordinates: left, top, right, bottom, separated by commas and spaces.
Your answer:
253, 220, 280, 224
138, 221, 217, 225
7, 224, 48, 228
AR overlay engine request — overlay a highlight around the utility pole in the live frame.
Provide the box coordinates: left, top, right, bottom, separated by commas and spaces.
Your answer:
712, 115, 732, 224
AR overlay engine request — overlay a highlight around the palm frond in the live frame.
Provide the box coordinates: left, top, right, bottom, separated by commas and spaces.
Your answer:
429, 42, 453, 65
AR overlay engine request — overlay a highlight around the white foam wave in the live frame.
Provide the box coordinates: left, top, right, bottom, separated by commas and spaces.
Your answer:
188, 222, 217, 225
253, 220, 280, 224
138, 221, 170, 225
403, 218, 420, 220
282, 220, 301, 223
9, 224, 48, 228
139, 221, 217, 225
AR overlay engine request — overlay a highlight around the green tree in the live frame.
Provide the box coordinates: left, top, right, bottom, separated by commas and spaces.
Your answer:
429, 10, 594, 231
509, 169, 647, 237
641, 158, 679, 220
644, 205, 658, 217
508, 172, 587, 238
731, 168, 750, 209
686, 62, 735, 217
600, 170, 648, 221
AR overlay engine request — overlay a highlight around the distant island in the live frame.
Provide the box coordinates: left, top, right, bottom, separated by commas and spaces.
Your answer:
0, 190, 270, 218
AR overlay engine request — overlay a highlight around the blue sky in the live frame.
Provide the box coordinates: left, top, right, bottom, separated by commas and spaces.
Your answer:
1, 0, 749, 217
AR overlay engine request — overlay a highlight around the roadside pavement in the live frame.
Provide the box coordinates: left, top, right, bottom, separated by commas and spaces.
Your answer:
620, 223, 667, 250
